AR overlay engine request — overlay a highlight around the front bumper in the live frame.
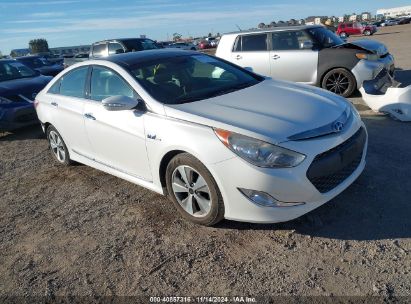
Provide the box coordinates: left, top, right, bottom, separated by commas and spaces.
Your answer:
351, 54, 395, 89
360, 69, 411, 121
209, 119, 367, 223
0, 103, 39, 132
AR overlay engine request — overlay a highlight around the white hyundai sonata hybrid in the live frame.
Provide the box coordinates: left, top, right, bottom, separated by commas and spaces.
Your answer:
35, 50, 367, 226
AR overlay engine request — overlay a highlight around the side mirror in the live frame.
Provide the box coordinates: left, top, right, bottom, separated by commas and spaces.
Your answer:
102, 95, 139, 111
301, 40, 314, 49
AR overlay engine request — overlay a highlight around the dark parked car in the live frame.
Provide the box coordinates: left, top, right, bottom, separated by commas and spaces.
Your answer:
16, 56, 64, 76
0, 59, 52, 131
399, 17, 411, 25
90, 38, 160, 59
63, 53, 89, 68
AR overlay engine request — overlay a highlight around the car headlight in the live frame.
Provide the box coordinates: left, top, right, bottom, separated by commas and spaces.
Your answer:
0, 96, 13, 105
214, 129, 306, 168
356, 53, 379, 61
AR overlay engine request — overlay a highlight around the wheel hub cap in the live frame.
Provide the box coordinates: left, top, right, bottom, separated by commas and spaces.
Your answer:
171, 165, 212, 218
49, 131, 66, 162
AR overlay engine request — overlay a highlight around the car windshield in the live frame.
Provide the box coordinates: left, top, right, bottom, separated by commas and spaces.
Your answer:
0, 60, 37, 82
127, 54, 263, 104
122, 39, 159, 51
308, 27, 344, 48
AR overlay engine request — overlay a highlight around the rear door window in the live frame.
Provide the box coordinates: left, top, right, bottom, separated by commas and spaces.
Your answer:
108, 42, 124, 55
59, 66, 89, 98
92, 43, 107, 58
271, 31, 313, 50
234, 34, 268, 52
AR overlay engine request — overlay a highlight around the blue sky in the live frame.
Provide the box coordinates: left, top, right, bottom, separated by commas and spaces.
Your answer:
0, 0, 410, 54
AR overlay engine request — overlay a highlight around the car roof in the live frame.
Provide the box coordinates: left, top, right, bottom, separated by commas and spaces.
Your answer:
223, 25, 322, 36
15, 55, 42, 60
100, 49, 198, 67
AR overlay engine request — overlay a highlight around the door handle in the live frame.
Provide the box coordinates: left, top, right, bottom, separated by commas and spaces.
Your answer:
235, 55, 242, 60
272, 54, 280, 60
84, 113, 96, 120
51, 102, 58, 107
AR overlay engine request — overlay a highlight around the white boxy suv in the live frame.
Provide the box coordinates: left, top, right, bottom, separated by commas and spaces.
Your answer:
35, 50, 367, 226
216, 25, 394, 97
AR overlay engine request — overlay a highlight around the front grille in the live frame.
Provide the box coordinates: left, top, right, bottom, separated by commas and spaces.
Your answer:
307, 128, 366, 193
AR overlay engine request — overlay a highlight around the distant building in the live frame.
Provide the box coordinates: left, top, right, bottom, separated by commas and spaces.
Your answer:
305, 16, 327, 25
361, 12, 372, 21
349, 14, 360, 21
305, 16, 316, 25
49, 45, 91, 56
376, 6, 411, 18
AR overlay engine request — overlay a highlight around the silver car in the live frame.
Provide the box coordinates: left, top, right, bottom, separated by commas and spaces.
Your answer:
216, 25, 395, 97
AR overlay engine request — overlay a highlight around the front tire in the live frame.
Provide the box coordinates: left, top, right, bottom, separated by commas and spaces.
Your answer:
46, 125, 72, 166
321, 68, 356, 97
165, 153, 224, 226
339, 32, 347, 38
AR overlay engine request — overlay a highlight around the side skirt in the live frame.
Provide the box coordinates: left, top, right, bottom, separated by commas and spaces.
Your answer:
70, 149, 165, 195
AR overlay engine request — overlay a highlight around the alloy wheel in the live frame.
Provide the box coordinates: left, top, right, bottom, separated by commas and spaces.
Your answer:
171, 165, 212, 217
325, 72, 350, 95
49, 130, 66, 162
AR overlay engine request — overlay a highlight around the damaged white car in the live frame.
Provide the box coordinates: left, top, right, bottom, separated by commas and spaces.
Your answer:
360, 69, 411, 121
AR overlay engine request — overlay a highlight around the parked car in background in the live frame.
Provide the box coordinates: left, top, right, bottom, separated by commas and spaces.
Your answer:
206, 37, 219, 47
372, 20, 385, 27
381, 19, 400, 26
40, 53, 64, 65
336, 22, 377, 38
63, 53, 89, 68
398, 17, 411, 25
167, 42, 197, 50
216, 25, 394, 97
35, 50, 367, 225
198, 40, 212, 49
158, 41, 172, 48
16, 55, 64, 77
0, 59, 52, 131
90, 38, 160, 59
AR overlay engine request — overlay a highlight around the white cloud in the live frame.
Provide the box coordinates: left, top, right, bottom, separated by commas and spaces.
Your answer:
2, 4, 309, 34
30, 12, 66, 17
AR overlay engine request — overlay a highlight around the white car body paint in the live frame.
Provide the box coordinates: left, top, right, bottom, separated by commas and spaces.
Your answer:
360, 85, 411, 121
35, 56, 367, 223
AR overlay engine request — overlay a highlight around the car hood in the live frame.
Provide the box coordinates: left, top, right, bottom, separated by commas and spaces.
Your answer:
0, 75, 52, 100
338, 39, 388, 56
164, 79, 349, 144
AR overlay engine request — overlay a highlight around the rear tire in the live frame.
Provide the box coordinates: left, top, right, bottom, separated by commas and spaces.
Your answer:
364, 30, 371, 36
165, 153, 224, 226
321, 68, 356, 97
339, 32, 347, 38
46, 125, 72, 166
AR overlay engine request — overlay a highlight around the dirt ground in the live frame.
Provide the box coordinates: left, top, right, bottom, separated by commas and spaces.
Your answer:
1, 25, 411, 300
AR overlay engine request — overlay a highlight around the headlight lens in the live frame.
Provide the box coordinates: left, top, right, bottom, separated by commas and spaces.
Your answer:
0, 96, 13, 105
214, 129, 306, 168
356, 53, 379, 61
